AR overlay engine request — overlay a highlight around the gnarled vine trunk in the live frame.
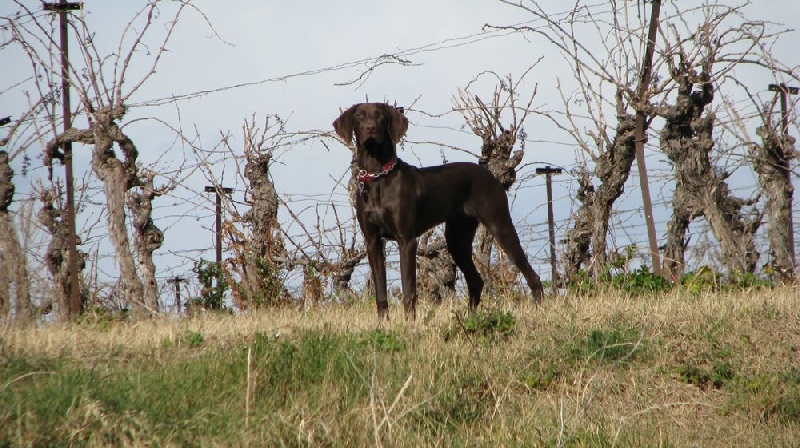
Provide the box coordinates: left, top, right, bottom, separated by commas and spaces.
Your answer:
563, 170, 593, 280
229, 118, 288, 309
0, 150, 31, 320
128, 170, 164, 314
659, 61, 760, 279
37, 187, 85, 318
45, 106, 163, 316
417, 233, 456, 304
753, 118, 796, 282
587, 113, 637, 276
563, 96, 637, 280
235, 151, 286, 308
91, 114, 146, 312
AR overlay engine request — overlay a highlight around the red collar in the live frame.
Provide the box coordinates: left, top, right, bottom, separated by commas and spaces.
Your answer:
357, 157, 397, 183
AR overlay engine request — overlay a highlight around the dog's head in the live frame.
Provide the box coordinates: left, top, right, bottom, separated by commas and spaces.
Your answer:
333, 103, 408, 146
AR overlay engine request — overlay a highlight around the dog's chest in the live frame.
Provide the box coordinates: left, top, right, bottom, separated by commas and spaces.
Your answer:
358, 182, 404, 237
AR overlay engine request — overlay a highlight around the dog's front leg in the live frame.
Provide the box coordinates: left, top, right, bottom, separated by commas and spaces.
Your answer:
398, 238, 418, 320
365, 235, 389, 319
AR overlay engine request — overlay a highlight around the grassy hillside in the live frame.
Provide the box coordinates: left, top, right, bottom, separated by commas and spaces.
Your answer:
1, 287, 799, 447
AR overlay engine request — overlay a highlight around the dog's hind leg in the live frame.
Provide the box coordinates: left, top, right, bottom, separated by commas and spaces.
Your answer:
445, 216, 484, 310
486, 218, 544, 303
398, 238, 419, 320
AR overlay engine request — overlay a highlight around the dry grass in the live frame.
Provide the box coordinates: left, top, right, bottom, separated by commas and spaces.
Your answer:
2, 286, 799, 447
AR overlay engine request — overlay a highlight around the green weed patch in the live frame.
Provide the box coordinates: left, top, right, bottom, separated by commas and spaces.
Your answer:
566, 324, 646, 366
442, 308, 516, 342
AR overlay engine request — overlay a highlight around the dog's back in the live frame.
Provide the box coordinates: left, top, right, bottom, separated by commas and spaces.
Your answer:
411, 161, 509, 229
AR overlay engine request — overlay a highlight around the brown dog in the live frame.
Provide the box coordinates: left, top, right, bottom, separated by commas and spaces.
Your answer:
333, 103, 543, 319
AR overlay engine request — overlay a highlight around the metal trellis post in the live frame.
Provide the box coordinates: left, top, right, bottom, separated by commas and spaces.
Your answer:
536, 166, 563, 295
44, 0, 84, 317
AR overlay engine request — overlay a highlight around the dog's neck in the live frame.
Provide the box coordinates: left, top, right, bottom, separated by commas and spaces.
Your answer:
356, 139, 397, 173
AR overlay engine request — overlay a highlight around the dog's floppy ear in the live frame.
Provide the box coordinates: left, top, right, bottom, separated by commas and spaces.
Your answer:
386, 104, 408, 144
333, 104, 358, 145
